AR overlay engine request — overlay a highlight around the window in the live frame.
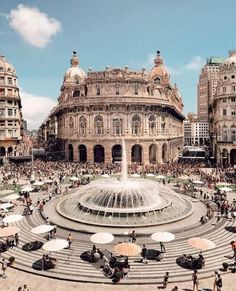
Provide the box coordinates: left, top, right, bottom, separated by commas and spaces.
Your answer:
223, 87, 226, 93
112, 116, 123, 135
73, 90, 80, 97
14, 109, 17, 116
132, 114, 141, 135
115, 83, 120, 95
7, 89, 12, 96
231, 126, 236, 141
222, 126, 228, 141
96, 84, 101, 96
232, 86, 236, 92
7, 77, 12, 85
223, 99, 227, 103
148, 115, 156, 135
134, 83, 139, 95
94, 115, 103, 135
0, 121, 5, 126
7, 100, 12, 104
223, 109, 227, 116
0, 77, 4, 85
231, 110, 236, 116
79, 116, 87, 135
8, 130, 13, 137
0, 109, 5, 117
8, 109, 13, 116
0, 130, 5, 136
231, 97, 236, 102
8, 121, 13, 126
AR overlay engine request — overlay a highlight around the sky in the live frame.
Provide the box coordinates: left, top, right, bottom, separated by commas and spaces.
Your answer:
0, 0, 235, 129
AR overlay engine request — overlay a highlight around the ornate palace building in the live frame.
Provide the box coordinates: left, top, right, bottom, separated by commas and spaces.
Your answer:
211, 51, 236, 165
40, 51, 184, 164
0, 55, 23, 158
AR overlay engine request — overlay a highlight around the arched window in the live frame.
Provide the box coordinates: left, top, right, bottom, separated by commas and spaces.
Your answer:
115, 83, 120, 95
96, 84, 101, 95
148, 115, 156, 135
132, 115, 141, 135
69, 117, 74, 134
112, 116, 123, 135
231, 125, 236, 141
94, 115, 103, 135
79, 116, 87, 136
73, 90, 80, 97
134, 83, 139, 95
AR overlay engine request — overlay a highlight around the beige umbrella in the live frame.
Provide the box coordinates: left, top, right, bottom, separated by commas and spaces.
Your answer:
43, 239, 68, 252
188, 237, 216, 251
31, 224, 54, 234
0, 226, 20, 237
114, 242, 141, 256
90, 232, 114, 244
3, 214, 23, 224
151, 231, 175, 242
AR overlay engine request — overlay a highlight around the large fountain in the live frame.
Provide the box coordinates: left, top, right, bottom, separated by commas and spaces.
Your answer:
57, 139, 193, 227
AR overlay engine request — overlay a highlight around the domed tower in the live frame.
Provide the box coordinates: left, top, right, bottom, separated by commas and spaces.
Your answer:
150, 50, 170, 86
212, 50, 236, 165
0, 55, 23, 158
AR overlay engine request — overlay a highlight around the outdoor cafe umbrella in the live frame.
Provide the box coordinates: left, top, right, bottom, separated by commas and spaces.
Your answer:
20, 186, 34, 192
188, 237, 216, 251
33, 181, 44, 187
193, 180, 204, 185
114, 242, 141, 257
31, 224, 54, 234
101, 174, 110, 178
43, 239, 68, 252
3, 214, 23, 224
220, 186, 233, 192
0, 202, 14, 210
69, 176, 79, 181
0, 226, 20, 237
131, 173, 141, 178
90, 232, 114, 244
155, 175, 166, 179
151, 231, 175, 242
146, 173, 155, 177
216, 182, 231, 187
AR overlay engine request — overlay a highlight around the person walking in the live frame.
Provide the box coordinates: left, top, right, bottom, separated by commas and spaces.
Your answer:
216, 274, 222, 291
141, 244, 148, 264
130, 230, 136, 243
15, 233, 19, 246
160, 241, 166, 253
1, 258, 7, 278
212, 271, 218, 291
67, 234, 73, 249
162, 272, 169, 289
192, 270, 199, 291
171, 287, 178, 291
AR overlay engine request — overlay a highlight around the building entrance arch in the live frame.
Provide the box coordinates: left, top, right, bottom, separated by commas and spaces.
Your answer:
230, 149, 236, 165
112, 144, 122, 163
131, 144, 142, 163
7, 146, 13, 156
0, 147, 6, 157
94, 145, 105, 163
149, 144, 157, 164
78, 145, 87, 162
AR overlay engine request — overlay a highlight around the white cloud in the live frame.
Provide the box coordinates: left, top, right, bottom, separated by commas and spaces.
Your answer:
9, 4, 61, 48
20, 89, 57, 130
185, 56, 205, 70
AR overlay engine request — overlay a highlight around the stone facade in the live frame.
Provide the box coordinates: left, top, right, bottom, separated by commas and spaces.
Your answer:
40, 51, 184, 164
0, 55, 23, 158
211, 51, 236, 165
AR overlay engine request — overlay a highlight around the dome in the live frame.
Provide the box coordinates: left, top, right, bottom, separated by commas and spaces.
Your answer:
0, 55, 16, 74
222, 50, 236, 67
64, 51, 86, 83
150, 50, 169, 81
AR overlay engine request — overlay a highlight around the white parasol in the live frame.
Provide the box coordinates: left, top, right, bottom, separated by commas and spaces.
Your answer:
31, 224, 54, 234
20, 186, 34, 192
33, 181, 44, 186
146, 173, 155, 177
3, 214, 23, 223
101, 174, 110, 178
43, 239, 68, 252
151, 231, 175, 242
193, 180, 204, 185
0, 203, 14, 210
155, 175, 166, 179
131, 173, 141, 178
69, 176, 79, 181
188, 237, 216, 251
90, 232, 114, 244
220, 186, 233, 192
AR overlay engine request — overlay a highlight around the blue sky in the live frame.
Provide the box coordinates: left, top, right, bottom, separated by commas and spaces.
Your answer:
0, 0, 235, 129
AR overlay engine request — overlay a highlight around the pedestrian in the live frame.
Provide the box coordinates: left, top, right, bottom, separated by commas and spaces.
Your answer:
46, 217, 50, 224
216, 274, 222, 291
171, 287, 178, 291
231, 241, 236, 258
130, 230, 136, 243
67, 234, 73, 249
23, 284, 29, 291
192, 270, 199, 291
212, 271, 218, 291
1, 258, 7, 278
17, 287, 22, 291
141, 244, 148, 264
160, 241, 166, 253
162, 272, 169, 289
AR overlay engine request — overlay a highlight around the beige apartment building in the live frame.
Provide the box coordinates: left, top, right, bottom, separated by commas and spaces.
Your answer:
40, 51, 184, 164
198, 57, 224, 122
0, 55, 23, 158
211, 51, 236, 165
